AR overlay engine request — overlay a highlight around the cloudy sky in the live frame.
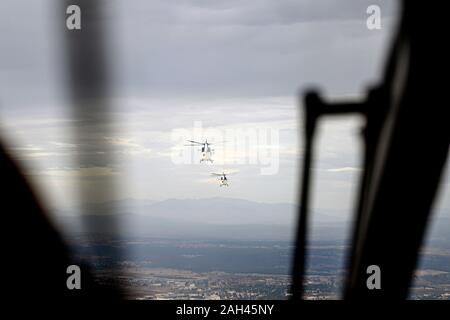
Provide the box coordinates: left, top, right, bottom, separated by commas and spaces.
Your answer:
1, 0, 448, 224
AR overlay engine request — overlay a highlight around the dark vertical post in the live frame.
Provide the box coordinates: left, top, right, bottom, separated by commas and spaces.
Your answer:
61, 0, 122, 294
291, 92, 320, 299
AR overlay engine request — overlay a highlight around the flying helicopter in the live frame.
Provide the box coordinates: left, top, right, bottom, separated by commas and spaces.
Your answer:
185, 139, 214, 163
211, 171, 236, 187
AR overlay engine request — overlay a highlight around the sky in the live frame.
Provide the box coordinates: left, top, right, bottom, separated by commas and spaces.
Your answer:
1, 0, 447, 222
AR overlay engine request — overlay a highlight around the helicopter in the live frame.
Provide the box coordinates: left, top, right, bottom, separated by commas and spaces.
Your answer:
185, 139, 214, 163
211, 171, 236, 187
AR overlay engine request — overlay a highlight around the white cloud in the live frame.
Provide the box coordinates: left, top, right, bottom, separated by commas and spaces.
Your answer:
34, 166, 118, 178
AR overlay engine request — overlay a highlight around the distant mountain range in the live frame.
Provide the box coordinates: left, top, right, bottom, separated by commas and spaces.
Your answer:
53, 197, 347, 241
52, 197, 450, 243
54, 198, 286, 240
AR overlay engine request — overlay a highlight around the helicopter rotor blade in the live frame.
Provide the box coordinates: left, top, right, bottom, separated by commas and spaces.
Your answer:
186, 140, 204, 145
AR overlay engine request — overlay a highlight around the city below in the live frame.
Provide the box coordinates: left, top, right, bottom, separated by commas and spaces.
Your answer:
67, 235, 450, 300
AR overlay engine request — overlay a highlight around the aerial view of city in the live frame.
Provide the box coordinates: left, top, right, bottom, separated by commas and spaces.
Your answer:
64, 219, 450, 300
51, 197, 450, 301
